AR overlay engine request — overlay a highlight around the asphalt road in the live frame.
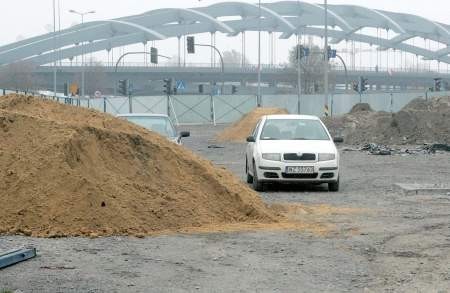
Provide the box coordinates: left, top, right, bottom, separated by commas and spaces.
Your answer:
1, 124, 450, 293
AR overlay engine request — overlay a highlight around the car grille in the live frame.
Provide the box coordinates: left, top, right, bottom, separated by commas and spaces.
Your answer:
283, 153, 316, 161
282, 173, 319, 179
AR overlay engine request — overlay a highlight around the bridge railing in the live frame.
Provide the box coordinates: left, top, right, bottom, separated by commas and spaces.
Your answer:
50, 61, 450, 74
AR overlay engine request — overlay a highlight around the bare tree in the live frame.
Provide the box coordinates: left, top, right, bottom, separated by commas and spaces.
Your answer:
0, 61, 40, 92
73, 58, 108, 96
222, 50, 249, 67
288, 45, 336, 94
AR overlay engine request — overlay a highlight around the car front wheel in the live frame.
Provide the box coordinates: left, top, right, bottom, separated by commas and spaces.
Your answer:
252, 161, 264, 192
328, 177, 340, 192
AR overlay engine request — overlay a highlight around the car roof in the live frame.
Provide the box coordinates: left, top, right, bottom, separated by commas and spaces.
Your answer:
117, 113, 169, 118
263, 114, 320, 120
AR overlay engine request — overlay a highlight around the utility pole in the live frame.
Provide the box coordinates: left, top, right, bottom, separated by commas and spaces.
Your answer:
297, 34, 302, 114
69, 9, 96, 97
257, 0, 262, 107
323, 0, 329, 116
53, 0, 57, 98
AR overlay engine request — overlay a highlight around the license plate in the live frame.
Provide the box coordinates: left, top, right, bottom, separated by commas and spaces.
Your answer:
286, 166, 315, 174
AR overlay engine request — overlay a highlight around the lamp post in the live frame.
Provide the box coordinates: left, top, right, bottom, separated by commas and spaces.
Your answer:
69, 9, 96, 97
52, 0, 57, 98
323, 0, 329, 116
257, 0, 262, 107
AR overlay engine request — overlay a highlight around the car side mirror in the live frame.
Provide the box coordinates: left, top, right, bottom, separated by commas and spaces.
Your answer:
180, 131, 190, 138
333, 137, 344, 143
246, 136, 256, 143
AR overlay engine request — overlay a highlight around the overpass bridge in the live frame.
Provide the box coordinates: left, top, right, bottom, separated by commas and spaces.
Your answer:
33, 64, 450, 95
2, 1, 450, 97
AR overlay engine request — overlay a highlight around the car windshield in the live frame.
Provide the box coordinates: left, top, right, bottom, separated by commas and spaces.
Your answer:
122, 116, 177, 138
260, 119, 330, 141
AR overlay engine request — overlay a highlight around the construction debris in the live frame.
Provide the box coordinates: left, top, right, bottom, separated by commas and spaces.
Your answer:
0, 248, 36, 269
323, 96, 450, 145
343, 143, 450, 156
394, 183, 450, 196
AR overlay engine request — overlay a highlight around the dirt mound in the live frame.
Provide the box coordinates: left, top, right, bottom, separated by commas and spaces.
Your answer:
349, 103, 373, 114
0, 94, 277, 238
323, 97, 450, 145
217, 107, 288, 142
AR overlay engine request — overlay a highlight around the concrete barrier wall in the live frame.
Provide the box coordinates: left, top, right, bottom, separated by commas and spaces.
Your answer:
3, 89, 450, 125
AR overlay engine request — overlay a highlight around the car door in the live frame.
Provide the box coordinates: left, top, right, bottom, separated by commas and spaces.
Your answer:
246, 119, 262, 173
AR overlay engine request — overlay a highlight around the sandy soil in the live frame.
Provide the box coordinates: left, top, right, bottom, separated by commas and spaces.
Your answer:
0, 95, 276, 238
1, 124, 450, 292
216, 107, 288, 142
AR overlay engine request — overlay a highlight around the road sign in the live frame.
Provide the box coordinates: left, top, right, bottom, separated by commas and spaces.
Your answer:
176, 80, 186, 90
69, 83, 79, 96
94, 91, 102, 98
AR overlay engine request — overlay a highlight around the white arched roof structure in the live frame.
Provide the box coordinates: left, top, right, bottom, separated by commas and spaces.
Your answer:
1, 1, 449, 66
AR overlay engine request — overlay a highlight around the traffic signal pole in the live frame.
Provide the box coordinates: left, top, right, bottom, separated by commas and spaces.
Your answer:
114, 51, 170, 97
297, 34, 302, 114
324, 0, 329, 117
114, 51, 171, 73
186, 36, 225, 95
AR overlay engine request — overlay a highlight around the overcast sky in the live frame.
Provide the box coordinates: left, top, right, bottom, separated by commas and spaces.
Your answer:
1, 0, 449, 67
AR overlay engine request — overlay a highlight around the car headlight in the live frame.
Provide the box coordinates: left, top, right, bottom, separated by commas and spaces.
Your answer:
262, 153, 281, 161
318, 153, 336, 161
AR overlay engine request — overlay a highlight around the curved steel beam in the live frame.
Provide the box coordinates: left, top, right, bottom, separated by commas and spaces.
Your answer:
24, 18, 450, 66
1, 1, 450, 66
0, 20, 166, 64
369, 9, 406, 34
306, 3, 354, 32
99, 20, 166, 40
199, 1, 296, 35
138, 7, 234, 34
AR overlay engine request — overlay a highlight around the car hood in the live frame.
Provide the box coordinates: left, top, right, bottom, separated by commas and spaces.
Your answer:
258, 139, 336, 154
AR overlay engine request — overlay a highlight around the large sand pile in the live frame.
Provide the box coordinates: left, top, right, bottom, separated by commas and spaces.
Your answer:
323, 97, 450, 145
217, 107, 288, 142
0, 95, 277, 238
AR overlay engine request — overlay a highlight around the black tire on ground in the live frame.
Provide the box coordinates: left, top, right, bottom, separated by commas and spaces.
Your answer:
252, 161, 264, 191
328, 178, 340, 192
246, 158, 253, 184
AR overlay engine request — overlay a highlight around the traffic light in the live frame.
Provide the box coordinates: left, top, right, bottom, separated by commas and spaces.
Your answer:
327, 46, 337, 60
199, 84, 204, 94
173, 86, 177, 96
187, 36, 195, 54
118, 79, 129, 96
434, 78, 442, 91
231, 85, 238, 94
163, 78, 172, 95
150, 47, 158, 64
296, 45, 310, 60
352, 81, 359, 92
360, 77, 368, 92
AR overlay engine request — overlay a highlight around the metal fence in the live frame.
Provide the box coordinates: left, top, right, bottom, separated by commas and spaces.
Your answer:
2, 88, 449, 125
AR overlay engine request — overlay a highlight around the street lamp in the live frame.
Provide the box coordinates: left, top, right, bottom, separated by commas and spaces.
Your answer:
323, 0, 329, 116
52, 0, 57, 98
257, 0, 262, 107
69, 9, 96, 97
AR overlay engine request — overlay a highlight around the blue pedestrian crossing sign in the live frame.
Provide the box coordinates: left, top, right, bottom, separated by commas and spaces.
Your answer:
176, 80, 186, 90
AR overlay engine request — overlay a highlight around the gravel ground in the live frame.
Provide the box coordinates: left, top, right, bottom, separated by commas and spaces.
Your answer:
1, 124, 450, 292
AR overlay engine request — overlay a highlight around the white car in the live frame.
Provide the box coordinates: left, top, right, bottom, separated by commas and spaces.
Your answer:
117, 113, 190, 144
245, 114, 342, 192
